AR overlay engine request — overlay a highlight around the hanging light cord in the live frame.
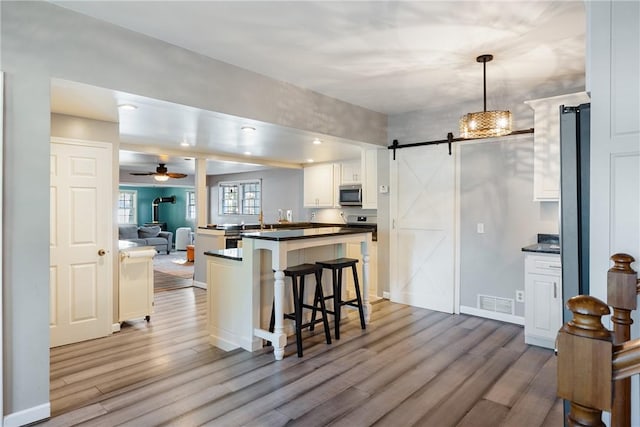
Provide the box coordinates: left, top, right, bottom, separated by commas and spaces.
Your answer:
482, 58, 487, 112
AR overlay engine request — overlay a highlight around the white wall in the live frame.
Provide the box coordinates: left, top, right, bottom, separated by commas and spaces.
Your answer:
588, 1, 640, 424
207, 168, 305, 225
0, 2, 385, 423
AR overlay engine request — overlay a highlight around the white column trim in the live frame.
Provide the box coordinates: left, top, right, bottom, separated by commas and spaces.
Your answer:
3, 403, 50, 427
0, 70, 4, 427
195, 158, 207, 228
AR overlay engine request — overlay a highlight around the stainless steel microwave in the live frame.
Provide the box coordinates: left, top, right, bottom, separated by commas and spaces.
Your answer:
339, 184, 362, 206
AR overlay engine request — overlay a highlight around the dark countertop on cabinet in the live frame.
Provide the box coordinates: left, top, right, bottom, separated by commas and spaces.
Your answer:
521, 233, 560, 254
242, 226, 372, 242
204, 248, 243, 261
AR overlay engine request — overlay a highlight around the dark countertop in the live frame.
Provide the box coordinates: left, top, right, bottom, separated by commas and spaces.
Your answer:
204, 248, 243, 261
198, 222, 377, 241
522, 233, 560, 254
199, 222, 319, 231
242, 226, 372, 242
521, 243, 560, 254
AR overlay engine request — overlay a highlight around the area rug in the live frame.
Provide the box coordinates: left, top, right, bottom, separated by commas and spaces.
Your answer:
153, 252, 194, 279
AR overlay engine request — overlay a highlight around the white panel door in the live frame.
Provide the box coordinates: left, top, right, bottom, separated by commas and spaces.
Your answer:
50, 140, 112, 347
390, 145, 456, 313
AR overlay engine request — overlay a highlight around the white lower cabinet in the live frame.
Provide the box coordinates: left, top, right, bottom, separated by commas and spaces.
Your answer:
524, 253, 562, 349
119, 247, 156, 323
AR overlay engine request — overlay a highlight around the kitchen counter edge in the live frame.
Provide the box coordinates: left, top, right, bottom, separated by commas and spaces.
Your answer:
204, 248, 243, 261
521, 244, 560, 255
243, 226, 372, 242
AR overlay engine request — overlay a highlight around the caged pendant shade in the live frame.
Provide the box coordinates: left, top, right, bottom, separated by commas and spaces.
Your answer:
459, 54, 512, 139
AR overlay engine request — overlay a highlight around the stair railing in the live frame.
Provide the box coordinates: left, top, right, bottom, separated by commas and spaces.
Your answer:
556, 253, 640, 427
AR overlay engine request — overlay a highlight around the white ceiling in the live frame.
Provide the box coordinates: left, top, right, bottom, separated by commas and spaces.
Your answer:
52, 78, 367, 176
50, 0, 586, 177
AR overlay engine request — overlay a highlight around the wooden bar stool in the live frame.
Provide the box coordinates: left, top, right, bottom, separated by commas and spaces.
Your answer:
313, 257, 366, 339
269, 263, 332, 357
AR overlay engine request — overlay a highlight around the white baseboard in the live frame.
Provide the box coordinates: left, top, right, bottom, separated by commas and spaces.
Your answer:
524, 334, 555, 350
112, 322, 121, 333
459, 305, 524, 326
4, 402, 50, 427
193, 280, 207, 289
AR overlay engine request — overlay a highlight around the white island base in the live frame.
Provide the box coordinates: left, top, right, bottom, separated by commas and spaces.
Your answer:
205, 227, 372, 360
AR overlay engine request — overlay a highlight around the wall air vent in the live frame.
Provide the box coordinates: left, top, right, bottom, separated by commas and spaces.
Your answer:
478, 294, 514, 315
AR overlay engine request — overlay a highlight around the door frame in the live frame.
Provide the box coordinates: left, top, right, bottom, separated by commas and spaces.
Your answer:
1, 70, 4, 427
389, 144, 461, 314
50, 136, 115, 345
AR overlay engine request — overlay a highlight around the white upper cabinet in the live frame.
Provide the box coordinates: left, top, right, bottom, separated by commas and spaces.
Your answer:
303, 163, 337, 208
340, 159, 361, 184
525, 92, 590, 201
304, 151, 378, 210
361, 149, 378, 209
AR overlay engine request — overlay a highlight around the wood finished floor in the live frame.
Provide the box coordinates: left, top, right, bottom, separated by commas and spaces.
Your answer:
43, 283, 562, 426
153, 270, 194, 292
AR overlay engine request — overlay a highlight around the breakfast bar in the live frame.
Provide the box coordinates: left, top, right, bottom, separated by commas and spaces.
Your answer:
205, 227, 372, 360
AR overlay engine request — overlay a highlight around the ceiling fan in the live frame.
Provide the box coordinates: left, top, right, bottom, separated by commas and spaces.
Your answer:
129, 163, 187, 181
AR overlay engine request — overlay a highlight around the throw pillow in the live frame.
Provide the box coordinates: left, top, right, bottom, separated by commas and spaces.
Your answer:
138, 225, 161, 238
119, 224, 139, 240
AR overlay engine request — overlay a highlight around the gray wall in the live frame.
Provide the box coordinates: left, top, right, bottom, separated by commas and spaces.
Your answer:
51, 113, 119, 143
1, 2, 385, 418
386, 92, 573, 314
459, 136, 558, 316
207, 168, 304, 225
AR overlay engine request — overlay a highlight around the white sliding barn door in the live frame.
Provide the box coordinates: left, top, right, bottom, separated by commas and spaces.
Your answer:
50, 139, 113, 347
390, 144, 456, 313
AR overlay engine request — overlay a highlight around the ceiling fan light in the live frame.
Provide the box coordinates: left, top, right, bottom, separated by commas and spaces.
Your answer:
460, 110, 512, 138
154, 174, 170, 182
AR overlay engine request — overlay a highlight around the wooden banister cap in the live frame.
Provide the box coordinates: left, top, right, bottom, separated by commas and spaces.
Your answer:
563, 295, 612, 340
609, 253, 636, 273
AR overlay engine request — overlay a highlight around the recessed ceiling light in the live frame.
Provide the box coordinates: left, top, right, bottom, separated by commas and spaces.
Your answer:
313, 138, 322, 145
118, 104, 137, 111
307, 159, 314, 163
241, 126, 256, 134
244, 151, 252, 156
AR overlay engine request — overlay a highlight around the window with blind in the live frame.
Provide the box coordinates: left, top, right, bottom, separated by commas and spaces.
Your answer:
118, 190, 137, 224
186, 190, 196, 219
219, 180, 261, 215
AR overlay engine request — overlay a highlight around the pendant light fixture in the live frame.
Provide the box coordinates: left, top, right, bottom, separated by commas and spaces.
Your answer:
459, 54, 512, 138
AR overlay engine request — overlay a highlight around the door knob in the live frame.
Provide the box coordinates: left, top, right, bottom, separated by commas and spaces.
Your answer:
98, 249, 106, 256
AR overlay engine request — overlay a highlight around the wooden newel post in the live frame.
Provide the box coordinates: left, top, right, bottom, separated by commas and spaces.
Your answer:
607, 253, 637, 427
557, 295, 613, 427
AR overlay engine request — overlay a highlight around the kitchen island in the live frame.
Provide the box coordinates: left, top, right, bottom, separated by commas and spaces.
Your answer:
205, 227, 373, 360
